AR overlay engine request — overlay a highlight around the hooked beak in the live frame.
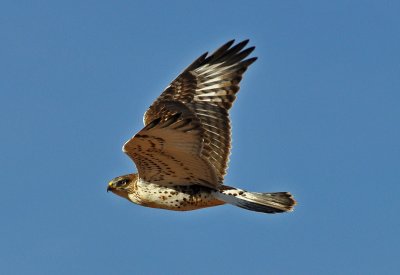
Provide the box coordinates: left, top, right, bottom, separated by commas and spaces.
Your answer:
107, 182, 114, 192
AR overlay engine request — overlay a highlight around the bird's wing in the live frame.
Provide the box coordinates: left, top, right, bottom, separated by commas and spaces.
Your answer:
143, 40, 257, 183
123, 101, 219, 188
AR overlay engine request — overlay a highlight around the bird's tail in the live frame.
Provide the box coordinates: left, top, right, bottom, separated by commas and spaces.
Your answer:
213, 186, 296, 214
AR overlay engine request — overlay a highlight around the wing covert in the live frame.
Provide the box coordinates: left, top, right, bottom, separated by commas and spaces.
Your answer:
124, 101, 219, 188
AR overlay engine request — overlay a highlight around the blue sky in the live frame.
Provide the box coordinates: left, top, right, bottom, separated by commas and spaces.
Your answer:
1, 1, 399, 274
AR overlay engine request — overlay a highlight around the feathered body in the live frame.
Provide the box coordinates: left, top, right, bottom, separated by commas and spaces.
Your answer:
108, 40, 296, 214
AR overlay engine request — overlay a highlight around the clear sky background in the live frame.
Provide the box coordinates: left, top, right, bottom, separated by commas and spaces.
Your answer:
1, 1, 399, 274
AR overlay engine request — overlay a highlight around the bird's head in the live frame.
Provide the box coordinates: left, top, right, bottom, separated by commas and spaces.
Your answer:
107, 174, 138, 200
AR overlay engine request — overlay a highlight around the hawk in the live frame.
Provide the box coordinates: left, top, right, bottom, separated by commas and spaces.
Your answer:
107, 40, 296, 214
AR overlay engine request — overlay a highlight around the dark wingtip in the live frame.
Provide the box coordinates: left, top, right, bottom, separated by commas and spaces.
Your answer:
237, 39, 250, 48
199, 52, 208, 59
224, 39, 236, 47
246, 46, 256, 52
247, 56, 258, 63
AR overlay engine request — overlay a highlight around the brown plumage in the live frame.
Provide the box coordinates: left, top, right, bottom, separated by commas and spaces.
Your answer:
108, 40, 296, 214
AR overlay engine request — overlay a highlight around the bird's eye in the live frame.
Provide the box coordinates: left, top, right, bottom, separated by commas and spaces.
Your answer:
117, 179, 128, 187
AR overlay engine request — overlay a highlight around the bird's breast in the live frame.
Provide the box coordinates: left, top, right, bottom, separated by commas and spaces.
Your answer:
127, 180, 224, 211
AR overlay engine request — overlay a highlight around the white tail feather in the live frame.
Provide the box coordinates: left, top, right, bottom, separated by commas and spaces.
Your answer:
213, 186, 296, 214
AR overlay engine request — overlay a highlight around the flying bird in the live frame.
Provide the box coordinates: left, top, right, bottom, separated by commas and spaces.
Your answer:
107, 40, 296, 214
